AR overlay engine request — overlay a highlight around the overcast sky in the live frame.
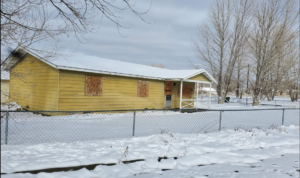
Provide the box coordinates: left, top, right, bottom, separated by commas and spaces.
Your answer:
58, 0, 211, 70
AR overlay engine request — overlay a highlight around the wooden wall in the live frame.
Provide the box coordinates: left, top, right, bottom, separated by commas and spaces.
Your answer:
8, 56, 213, 111
1, 80, 9, 104
57, 70, 210, 111
9, 54, 59, 110
58, 70, 166, 111
188, 73, 210, 82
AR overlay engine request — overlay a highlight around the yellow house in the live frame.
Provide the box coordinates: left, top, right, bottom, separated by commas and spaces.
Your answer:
2, 47, 217, 111
1, 71, 10, 104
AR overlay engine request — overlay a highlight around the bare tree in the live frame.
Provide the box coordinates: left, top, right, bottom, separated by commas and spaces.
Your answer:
1, 0, 151, 60
1, 0, 151, 104
282, 39, 299, 102
194, 0, 252, 104
287, 66, 300, 102
247, 0, 299, 105
234, 55, 248, 98
267, 28, 298, 101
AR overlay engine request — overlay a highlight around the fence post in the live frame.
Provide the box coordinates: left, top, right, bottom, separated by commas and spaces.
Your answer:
219, 111, 222, 131
282, 109, 285, 126
132, 111, 136, 136
5, 112, 9, 145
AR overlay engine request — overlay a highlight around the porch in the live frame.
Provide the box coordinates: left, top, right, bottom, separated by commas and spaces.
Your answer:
164, 79, 212, 110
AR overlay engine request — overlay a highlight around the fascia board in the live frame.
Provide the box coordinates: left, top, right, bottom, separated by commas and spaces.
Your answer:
183, 79, 212, 84
2, 46, 58, 70
57, 66, 165, 80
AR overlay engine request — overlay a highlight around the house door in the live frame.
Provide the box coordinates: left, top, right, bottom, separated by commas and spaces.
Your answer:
165, 95, 172, 108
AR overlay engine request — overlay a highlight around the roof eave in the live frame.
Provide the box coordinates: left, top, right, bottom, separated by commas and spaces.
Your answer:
164, 78, 182, 81
183, 79, 212, 84
2, 47, 217, 83
183, 69, 204, 79
183, 69, 217, 84
2, 46, 26, 71
57, 66, 165, 81
2, 46, 58, 71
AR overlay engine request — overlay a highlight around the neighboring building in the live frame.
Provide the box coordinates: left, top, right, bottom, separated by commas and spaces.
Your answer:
1, 71, 10, 104
2, 47, 217, 111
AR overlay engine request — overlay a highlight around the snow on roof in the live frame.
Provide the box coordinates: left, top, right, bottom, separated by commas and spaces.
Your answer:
2, 47, 217, 82
52, 55, 204, 80
1, 70, 10, 80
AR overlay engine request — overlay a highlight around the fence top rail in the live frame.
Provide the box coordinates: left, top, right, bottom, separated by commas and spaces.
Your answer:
0, 108, 299, 113
201, 108, 299, 111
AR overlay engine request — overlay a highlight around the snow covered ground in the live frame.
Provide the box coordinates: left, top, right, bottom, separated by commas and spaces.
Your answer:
196, 97, 299, 109
260, 98, 299, 108
1, 101, 299, 177
0, 102, 22, 111
1, 109, 299, 145
1, 125, 299, 177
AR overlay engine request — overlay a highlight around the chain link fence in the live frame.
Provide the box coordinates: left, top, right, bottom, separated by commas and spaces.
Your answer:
209, 96, 299, 107
1, 108, 299, 145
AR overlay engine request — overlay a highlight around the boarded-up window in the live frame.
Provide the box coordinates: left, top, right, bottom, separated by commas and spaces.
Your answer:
85, 75, 103, 96
137, 80, 149, 97
164, 81, 174, 95
178, 84, 193, 98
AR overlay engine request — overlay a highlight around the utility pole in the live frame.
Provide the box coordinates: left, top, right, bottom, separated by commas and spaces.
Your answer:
246, 64, 249, 105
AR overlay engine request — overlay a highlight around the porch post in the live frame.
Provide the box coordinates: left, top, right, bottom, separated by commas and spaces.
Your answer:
180, 80, 183, 109
196, 82, 199, 109
209, 82, 212, 107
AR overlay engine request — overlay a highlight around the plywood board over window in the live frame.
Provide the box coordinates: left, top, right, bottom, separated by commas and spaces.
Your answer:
178, 84, 193, 98
164, 81, 173, 95
137, 80, 149, 97
85, 75, 103, 96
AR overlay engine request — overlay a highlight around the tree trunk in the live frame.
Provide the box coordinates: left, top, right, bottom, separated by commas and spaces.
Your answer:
290, 90, 299, 102
267, 91, 272, 101
218, 95, 224, 104
272, 87, 277, 100
218, 97, 224, 104
236, 68, 240, 98
236, 84, 239, 98
252, 75, 261, 106
252, 96, 259, 106
217, 82, 224, 104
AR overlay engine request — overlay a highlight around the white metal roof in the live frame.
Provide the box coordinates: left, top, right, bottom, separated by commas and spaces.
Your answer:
3, 47, 217, 83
